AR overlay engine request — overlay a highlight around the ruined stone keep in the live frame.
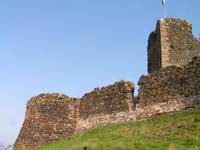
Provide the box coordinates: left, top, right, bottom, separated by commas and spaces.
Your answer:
14, 18, 200, 150
148, 18, 200, 73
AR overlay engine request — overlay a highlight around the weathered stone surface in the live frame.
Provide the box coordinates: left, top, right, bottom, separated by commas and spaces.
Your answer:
14, 81, 135, 150
14, 18, 200, 150
79, 81, 134, 118
76, 81, 134, 132
14, 94, 79, 150
139, 57, 200, 107
148, 21, 162, 73
15, 60, 200, 149
148, 18, 200, 73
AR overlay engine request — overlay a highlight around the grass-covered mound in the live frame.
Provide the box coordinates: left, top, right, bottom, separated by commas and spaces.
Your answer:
37, 108, 200, 150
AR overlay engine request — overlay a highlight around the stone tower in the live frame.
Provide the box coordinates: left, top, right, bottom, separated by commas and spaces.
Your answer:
148, 18, 200, 73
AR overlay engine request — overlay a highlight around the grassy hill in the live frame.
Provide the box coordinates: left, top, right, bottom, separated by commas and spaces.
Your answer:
37, 108, 200, 150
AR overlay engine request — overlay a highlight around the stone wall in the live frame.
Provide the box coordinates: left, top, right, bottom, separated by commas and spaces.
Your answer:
148, 18, 200, 73
14, 18, 200, 150
79, 81, 134, 119
14, 81, 135, 150
76, 81, 134, 132
148, 21, 162, 73
14, 59, 200, 150
166, 19, 200, 66
139, 57, 200, 107
14, 94, 79, 150
14, 62, 200, 150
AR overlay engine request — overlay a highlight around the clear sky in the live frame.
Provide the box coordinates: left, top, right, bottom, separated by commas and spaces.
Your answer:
0, 0, 200, 145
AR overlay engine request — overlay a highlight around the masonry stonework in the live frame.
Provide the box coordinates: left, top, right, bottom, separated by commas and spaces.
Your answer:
79, 81, 134, 119
14, 94, 79, 150
148, 21, 162, 73
139, 57, 200, 107
14, 18, 200, 150
148, 18, 200, 73
14, 81, 135, 150
76, 81, 134, 132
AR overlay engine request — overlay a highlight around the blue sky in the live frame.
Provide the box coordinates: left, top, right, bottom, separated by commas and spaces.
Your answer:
0, 0, 200, 145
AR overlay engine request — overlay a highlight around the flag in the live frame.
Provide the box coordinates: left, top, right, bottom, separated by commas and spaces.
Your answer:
162, 0, 166, 7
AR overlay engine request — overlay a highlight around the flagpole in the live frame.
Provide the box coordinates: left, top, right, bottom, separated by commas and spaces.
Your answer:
162, 0, 166, 19
164, 2, 166, 18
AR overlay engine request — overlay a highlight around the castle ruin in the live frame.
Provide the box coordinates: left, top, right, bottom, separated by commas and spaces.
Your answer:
148, 18, 200, 73
14, 18, 200, 150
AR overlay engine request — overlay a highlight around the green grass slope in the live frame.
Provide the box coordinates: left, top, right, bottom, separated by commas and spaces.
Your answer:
37, 108, 200, 150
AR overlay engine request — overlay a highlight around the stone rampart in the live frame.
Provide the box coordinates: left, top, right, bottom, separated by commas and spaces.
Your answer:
14, 18, 200, 150
139, 57, 200, 107
14, 57, 200, 149
14, 81, 135, 150
79, 81, 134, 118
14, 94, 79, 150
76, 81, 134, 132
